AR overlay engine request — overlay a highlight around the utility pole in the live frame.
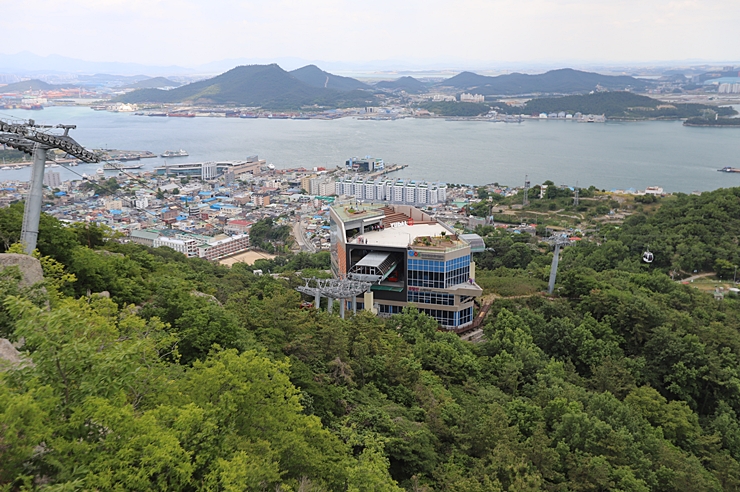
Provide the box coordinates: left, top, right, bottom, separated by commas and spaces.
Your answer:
523, 174, 530, 207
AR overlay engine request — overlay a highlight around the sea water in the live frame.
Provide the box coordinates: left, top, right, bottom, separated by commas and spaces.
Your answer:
1, 106, 739, 193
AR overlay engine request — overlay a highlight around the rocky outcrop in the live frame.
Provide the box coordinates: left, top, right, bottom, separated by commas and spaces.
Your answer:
0, 338, 24, 368
0, 253, 44, 287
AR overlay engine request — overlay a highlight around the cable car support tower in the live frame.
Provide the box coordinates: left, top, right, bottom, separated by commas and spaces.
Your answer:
0, 119, 100, 254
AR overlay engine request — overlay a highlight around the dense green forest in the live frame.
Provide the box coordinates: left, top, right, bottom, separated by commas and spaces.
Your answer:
419, 101, 491, 116
4, 188, 740, 490
492, 92, 738, 120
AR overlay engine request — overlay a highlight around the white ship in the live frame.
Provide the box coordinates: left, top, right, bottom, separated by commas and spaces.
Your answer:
161, 149, 189, 158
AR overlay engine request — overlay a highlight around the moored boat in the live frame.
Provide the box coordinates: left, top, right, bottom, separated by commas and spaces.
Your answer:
161, 149, 189, 158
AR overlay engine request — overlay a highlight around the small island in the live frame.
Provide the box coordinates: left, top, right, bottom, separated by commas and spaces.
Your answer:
684, 117, 740, 127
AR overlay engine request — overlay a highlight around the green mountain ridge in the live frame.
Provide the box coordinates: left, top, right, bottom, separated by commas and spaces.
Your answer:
439, 68, 652, 95
497, 91, 738, 119
119, 64, 377, 109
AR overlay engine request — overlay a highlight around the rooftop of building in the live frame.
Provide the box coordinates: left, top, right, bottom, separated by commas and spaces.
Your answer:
332, 203, 386, 223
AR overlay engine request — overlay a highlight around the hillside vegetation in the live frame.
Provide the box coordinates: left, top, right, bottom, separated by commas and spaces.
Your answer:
119, 64, 376, 109
4, 188, 740, 490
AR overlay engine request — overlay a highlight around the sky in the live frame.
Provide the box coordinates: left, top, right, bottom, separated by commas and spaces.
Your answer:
1, 0, 739, 69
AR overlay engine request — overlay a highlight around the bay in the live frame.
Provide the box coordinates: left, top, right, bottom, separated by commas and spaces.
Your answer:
1, 106, 739, 193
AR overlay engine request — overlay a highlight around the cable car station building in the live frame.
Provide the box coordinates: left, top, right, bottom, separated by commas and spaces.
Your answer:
330, 203, 483, 329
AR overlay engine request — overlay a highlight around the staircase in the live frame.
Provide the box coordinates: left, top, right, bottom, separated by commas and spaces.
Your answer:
380, 207, 411, 228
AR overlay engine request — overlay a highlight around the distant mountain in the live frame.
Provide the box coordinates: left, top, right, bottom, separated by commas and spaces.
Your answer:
375, 76, 427, 93
119, 64, 376, 109
438, 68, 652, 95
75, 74, 151, 87
123, 77, 180, 89
439, 71, 492, 89
0, 79, 55, 93
0, 51, 191, 76
289, 65, 369, 91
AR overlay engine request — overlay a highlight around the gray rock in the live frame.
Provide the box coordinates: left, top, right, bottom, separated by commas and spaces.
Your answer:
0, 253, 44, 287
0, 337, 23, 368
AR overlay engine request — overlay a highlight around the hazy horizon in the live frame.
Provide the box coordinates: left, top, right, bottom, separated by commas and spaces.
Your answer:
1, 0, 738, 73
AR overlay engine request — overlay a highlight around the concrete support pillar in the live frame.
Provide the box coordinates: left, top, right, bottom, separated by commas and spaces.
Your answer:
314, 293, 321, 310
548, 243, 562, 295
352, 296, 357, 315
21, 146, 47, 254
364, 291, 376, 314
327, 298, 333, 313
470, 261, 476, 281
339, 299, 345, 319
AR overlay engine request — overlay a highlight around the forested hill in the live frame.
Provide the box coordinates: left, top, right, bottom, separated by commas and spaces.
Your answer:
119, 64, 377, 109
438, 68, 651, 95
496, 91, 739, 119
5, 187, 740, 489
289, 64, 370, 91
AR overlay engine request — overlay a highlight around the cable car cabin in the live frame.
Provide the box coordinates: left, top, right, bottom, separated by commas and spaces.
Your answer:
643, 251, 654, 263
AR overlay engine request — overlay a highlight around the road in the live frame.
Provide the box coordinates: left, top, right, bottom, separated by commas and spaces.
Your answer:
679, 272, 716, 283
292, 220, 317, 253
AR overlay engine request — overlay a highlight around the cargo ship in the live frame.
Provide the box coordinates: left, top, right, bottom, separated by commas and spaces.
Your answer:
718, 167, 740, 173
168, 113, 195, 118
161, 149, 189, 158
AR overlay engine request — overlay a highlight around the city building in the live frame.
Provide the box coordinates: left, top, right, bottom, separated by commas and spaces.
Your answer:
460, 93, 485, 103
43, 171, 61, 189
153, 235, 200, 257
345, 156, 385, 172
197, 234, 250, 261
330, 203, 483, 329
153, 159, 264, 180
334, 176, 447, 206
130, 229, 160, 247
